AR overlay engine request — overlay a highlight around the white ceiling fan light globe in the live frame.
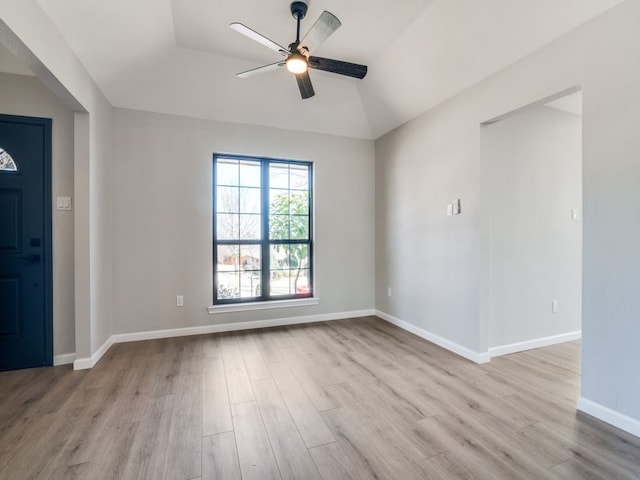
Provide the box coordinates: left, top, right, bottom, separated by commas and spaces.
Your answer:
286, 53, 308, 74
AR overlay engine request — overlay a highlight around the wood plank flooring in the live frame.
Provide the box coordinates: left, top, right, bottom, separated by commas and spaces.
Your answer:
1, 316, 639, 479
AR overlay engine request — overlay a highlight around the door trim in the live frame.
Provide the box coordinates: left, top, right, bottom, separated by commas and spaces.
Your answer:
0, 113, 53, 366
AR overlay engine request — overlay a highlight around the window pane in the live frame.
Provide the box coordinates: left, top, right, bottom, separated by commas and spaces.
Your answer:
268, 246, 310, 297
269, 215, 289, 240
290, 216, 309, 240
0, 148, 18, 172
216, 244, 241, 299
239, 187, 260, 214
217, 159, 239, 186
289, 191, 309, 215
240, 243, 261, 298
269, 190, 309, 240
270, 244, 289, 269
217, 186, 238, 213
289, 244, 310, 270
240, 244, 261, 272
217, 244, 239, 268
217, 213, 239, 240
270, 269, 291, 296
290, 164, 308, 190
270, 189, 289, 239
218, 272, 240, 299
218, 245, 261, 299
239, 214, 261, 240
269, 265, 310, 297
270, 164, 289, 189
269, 189, 289, 208
291, 269, 311, 295
240, 272, 261, 298
240, 161, 261, 187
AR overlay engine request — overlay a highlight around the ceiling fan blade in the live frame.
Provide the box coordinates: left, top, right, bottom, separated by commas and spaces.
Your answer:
295, 71, 315, 99
230, 23, 289, 57
237, 61, 286, 79
308, 56, 368, 79
298, 11, 341, 55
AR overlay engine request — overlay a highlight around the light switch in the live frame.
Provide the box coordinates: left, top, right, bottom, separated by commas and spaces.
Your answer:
57, 196, 72, 211
447, 204, 453, 216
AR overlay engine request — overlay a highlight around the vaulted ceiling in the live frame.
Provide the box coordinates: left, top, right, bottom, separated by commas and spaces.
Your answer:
18, 0, 626, 138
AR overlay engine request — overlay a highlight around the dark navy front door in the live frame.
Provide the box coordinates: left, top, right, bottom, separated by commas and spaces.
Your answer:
0, 114, 52, 370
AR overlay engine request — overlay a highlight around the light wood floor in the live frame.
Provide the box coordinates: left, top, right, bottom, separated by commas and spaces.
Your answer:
1, 317, 639, 480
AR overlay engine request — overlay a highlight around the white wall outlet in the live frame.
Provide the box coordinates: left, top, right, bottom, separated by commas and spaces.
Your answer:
447, 204, 454, 216
176, 295, 184, 307
572, 208, 580, 221
552, 300, 558, 313
387, 287, 392, 297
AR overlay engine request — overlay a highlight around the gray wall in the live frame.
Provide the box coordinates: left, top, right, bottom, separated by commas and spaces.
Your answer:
87, 103, 114, 356
0, 72, 75, 356
1, 1, 116, 365
110, 108, 375, 334
581, 1, 640, 420
482, 105, 582, 349
375, 102, 482, 353
375, 0, 640, 423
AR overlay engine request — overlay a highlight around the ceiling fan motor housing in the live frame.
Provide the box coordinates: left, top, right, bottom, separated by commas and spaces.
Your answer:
290, 2, 308, 20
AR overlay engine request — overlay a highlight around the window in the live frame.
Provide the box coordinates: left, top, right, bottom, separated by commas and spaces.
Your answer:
213, 154, 313, 304
0, 147, 18, 172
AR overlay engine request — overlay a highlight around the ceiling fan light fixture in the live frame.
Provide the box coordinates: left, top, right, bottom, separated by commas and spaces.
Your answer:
286, 53, 308, 74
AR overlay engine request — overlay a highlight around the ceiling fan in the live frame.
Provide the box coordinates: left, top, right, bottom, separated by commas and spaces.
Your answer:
230, 1, 368, 99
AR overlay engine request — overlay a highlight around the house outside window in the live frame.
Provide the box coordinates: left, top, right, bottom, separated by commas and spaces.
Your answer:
213, 154, 313, 304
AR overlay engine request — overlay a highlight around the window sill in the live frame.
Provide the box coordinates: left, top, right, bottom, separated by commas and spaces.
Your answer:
208, 297, 319, 314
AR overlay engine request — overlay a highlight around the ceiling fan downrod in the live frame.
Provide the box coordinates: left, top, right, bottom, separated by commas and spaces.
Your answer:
290, 1, 308, 45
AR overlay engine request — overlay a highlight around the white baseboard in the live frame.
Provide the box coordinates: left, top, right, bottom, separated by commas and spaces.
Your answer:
72, 309, 375, 369
488, 330, 582, 358
578, 397, 640, 438
375, 310, 490, 364
73, 336, 114, 370
53, 353, 76, 366
112, 309, 374, 344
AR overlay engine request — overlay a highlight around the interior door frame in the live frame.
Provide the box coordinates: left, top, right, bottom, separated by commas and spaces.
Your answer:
0, 113, 53, 367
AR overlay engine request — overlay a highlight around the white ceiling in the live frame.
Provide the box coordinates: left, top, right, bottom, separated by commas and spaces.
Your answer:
173, 0, 433, 66
29, 0, 625, 139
